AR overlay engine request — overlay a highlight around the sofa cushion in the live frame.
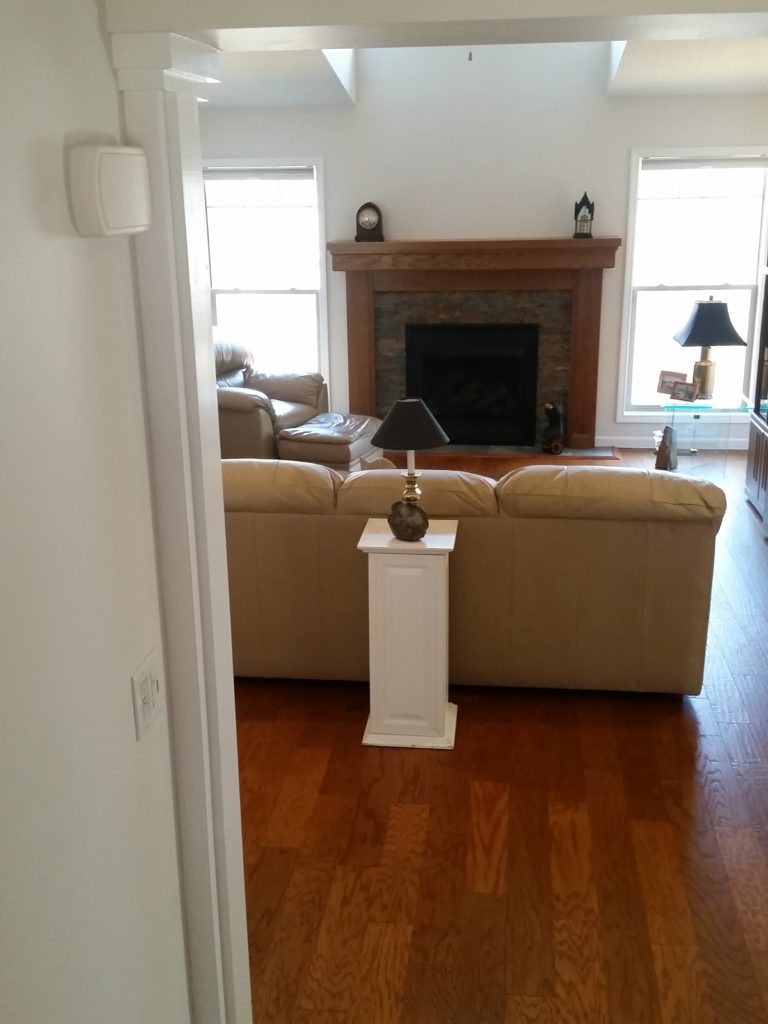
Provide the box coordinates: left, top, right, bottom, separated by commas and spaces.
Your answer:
248, 370, 325, 408
336, 469, 499, 517
279, 412, 381, 445
222, 459, 341, 514
497, 465, 727, 525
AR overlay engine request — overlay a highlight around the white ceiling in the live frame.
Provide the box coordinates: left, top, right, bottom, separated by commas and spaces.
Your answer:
198, 38, 768, 108
104, 0, 768, 107
609, 38, 768, 96
199, 50, 356, 107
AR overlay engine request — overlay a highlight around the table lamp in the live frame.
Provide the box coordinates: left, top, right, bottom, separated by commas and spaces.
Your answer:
673, 296, 746, 400
370, 398, 449, 541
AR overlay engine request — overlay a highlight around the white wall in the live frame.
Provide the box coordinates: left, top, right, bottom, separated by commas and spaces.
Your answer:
201, 43, 768, 443
0, 3, 190, 1022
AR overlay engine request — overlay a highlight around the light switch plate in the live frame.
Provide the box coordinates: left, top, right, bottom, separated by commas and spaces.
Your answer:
130, 647, 163, 741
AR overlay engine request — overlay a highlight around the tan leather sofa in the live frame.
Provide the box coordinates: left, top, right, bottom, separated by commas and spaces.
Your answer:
222, 460, 727, 695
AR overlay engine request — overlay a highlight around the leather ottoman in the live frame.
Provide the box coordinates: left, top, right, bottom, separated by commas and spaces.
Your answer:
277, 411, 383, 473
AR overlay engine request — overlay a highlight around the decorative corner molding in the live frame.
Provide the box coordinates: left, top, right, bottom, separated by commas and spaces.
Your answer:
111, 32, 221, 93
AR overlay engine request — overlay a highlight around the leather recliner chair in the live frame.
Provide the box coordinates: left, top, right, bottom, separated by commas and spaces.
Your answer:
214, 341, 329, 459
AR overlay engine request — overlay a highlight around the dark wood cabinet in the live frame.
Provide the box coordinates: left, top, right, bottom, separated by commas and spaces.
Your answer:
746, 277, 768, 529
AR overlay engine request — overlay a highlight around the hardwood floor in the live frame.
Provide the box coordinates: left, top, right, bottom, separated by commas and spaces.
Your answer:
235, 450, 768, 1023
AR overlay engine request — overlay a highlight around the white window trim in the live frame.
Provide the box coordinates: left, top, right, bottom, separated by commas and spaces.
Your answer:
202, 156, 331, 388
616, 146, 768, 426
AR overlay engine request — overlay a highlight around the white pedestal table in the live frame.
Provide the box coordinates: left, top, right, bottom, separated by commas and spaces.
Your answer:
357, 518, 458, 749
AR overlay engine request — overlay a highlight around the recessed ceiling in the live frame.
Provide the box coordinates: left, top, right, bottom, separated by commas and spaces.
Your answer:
609, 38, 768, 95
199, 50, 356, 107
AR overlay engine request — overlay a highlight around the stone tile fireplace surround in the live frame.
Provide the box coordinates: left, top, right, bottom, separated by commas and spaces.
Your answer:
327, 237, 621, 448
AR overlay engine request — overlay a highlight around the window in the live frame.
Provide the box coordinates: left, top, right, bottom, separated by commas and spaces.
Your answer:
203, 166, 325, 374
623, 157, 768, 412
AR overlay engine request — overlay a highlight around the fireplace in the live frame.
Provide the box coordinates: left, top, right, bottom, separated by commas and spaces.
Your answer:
327, 237, 622, 448
405, 323, 539, 444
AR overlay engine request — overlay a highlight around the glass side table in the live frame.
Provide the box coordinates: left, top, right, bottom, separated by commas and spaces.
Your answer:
655, 400, 750, 470
663, 399, 753, 456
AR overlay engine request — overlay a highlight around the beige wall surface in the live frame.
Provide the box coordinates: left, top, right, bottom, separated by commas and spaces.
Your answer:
0, 2, 190, 1021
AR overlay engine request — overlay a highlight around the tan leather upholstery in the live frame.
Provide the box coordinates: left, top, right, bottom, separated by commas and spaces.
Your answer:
278, 412, 384, 469
214, 342, 329, 460
213, 343, 381, 470
222, 460, 726, 695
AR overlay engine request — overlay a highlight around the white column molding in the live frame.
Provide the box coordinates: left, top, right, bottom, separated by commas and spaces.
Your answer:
113, 33, 249, 1024
112, 31, 220, 83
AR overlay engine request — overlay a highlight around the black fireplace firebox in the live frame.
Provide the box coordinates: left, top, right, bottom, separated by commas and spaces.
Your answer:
405, 323, 539, 445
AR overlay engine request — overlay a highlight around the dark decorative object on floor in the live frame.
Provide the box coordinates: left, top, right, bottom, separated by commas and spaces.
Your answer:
655, 424, 678, 471
542, 402, 565, 454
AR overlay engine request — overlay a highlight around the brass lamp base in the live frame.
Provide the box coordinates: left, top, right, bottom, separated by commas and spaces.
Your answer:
387, 470, 429, 541
692, 346, 715, 400
401, 470, 422, 503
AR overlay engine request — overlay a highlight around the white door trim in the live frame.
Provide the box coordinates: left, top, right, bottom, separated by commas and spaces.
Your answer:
113, 35, 251, 1024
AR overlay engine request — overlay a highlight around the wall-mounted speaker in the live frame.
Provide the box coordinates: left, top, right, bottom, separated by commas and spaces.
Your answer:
68, 144, 152, 237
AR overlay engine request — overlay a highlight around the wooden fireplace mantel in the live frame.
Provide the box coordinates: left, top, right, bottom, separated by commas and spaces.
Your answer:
327, 236, 622, 448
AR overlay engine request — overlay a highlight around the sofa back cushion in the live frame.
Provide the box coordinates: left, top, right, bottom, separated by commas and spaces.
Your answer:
497, 465, 726, 525
214, 341, 254, 386
222, 459, 340, 514
336, 469, 499, 517
248, 371, 326, 408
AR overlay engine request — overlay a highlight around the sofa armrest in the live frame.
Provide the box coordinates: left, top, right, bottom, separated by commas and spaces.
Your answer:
217, 386, 274, 416
247, 371, 327, 411
217, 388, 276, 459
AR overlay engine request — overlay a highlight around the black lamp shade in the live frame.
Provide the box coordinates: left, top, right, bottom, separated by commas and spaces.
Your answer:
674, 299, 746, 348
371, 398, 449, 451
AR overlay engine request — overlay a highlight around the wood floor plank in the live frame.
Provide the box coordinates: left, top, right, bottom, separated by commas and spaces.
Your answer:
341, 747, 407, 867
244, 846, 297, 963
505, 995, 561, 1023
249, 858, 335, 1024
453, 892, 507, 1024
631, 820, 697, 948
466, 780, 509, 895
552, 912, 610, 1024
651, 944, 717, 1024
299, 793, 356, 863
664, 779, 768, 1023
549, 801, 610, 1024
544, 697, 586, 804
410, 829, 465, 966
293, 864, 368, 1019
424, 756, 469, 834
239, 779, 283, 863
719, 720, 766, 767
262, 745, 330, 848
715, 826, 768, 951
354, 922, 412, 1024
399, 964, 456, 1024
584, 769, 662, 1024
694, 732, 755, 829
506, 783, 555, 998
363, 802, 430, 924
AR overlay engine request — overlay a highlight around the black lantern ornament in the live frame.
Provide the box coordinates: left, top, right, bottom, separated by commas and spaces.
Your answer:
573, 192, 594, 239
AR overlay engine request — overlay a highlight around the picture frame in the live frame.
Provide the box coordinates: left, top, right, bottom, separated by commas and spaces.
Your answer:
668, 380, 700, 403
657, 370, 687, 395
